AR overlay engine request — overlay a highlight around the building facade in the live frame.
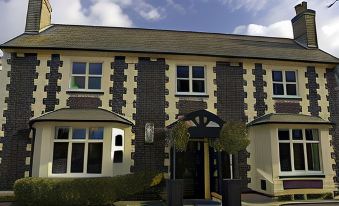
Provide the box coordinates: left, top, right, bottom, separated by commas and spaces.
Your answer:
0, 0, 339, 199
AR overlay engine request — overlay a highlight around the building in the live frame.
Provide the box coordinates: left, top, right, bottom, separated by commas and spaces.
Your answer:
0, 0, 339, 199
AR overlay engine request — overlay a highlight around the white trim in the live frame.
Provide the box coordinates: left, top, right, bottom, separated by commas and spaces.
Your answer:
69, 62, 103, 91
112, 128, 124, 164
175, 65, 207, 95
272, 70, 299, 98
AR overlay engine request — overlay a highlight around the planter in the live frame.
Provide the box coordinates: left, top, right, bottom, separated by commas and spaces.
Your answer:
166, 179, 184, 206
222, 179, 241, 206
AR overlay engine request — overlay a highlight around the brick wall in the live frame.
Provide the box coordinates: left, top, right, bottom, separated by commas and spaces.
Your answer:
110, 56, 128, 114
253, 63, 267, 117
44, 54, 62, 112
306, 66, 321, 116
0, 53, 39, 190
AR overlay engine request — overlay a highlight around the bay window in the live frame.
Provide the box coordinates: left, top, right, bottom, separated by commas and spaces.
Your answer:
278, 128, 321, 175
52, 127, 104, 175
176, 65, 206, 94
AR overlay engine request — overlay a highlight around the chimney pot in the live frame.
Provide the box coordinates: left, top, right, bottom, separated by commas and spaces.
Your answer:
295, 1, 308, 15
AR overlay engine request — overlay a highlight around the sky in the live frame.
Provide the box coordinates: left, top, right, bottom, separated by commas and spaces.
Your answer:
0, 0, 338, 58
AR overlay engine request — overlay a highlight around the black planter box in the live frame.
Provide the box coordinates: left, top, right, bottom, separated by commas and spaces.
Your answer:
222, 179, 241, 206
166, 179, 184, 206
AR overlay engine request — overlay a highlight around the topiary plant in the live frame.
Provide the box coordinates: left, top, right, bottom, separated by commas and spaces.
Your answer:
171, 120, 190, 152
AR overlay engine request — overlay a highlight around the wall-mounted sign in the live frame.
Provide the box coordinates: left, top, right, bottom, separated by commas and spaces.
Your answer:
145, 123, 154, 144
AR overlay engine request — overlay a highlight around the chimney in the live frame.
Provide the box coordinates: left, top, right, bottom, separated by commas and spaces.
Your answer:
291, 2, 318, 48
25, 0, 52, 33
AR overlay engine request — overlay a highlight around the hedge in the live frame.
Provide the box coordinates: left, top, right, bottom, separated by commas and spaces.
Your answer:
14, 172, 163, 206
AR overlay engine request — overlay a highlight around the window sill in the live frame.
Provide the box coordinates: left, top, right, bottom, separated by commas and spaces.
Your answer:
66, 90, 104, 95
273, 96, 302, 101
175, 94, 209, 98
279, 174, 325, 179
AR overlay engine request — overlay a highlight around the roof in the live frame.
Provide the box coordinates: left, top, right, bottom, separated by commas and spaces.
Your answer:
247, 113, 332, 127
1, 24, 339, 64
30, 108, 133, 126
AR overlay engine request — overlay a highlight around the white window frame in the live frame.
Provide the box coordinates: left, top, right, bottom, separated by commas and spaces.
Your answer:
112, 128, 124, 164
176, 65, 207, 95
278, 128, 323, 176
51, 127, 104, 177
69, 62, 103, 92
272, 70, 299, 98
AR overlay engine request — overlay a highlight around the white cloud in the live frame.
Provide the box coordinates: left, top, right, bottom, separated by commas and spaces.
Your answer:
218, 0, 269, 12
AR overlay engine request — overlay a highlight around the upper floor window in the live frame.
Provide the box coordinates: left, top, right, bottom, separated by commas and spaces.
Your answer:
278, 128, 321, 176
70, 62, 102, 91
272, 70, 298, 97
176, 65, 206, 95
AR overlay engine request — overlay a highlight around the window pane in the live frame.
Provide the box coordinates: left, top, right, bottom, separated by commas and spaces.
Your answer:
52, 142, 68, 174
71, 143, 84, 173
292, 129, 303, 140
177, 80, 189, 92
307, 143, 320, 171
113, 151, 123, 163
89, 128, 104, 140
192, 66, 204, 78
177, 66, 189, 78
88, 77, 101, 90
89, 63, 102, 75
115, 135, 123, 146
293, 143, 305, 170
56, 128, 69, 140
305, 129, 319, 141
72, 128, 86, 139
278, 130, 289, 140
286, 71, 296, 82
70, 76, 85, 89
87, 143, 103, 173
279, 143, 292, 171
273, 83, 284, 95
272, 71, 283, 82
286, 84, 297, 96
72, 62, 86, 74
193, 80, 205, 93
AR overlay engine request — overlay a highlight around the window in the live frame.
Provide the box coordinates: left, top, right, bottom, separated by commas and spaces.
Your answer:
70, 62, 102, 90
272, 70, 298, 97
176, 65, 206, 94
278, 128, 321, 175
112, 128, 124, 163
52, 127, 104, 175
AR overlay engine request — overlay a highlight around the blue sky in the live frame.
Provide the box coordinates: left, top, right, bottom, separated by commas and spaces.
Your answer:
0, 0, 338, 57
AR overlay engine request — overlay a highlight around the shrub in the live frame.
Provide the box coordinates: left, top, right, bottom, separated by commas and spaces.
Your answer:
14, 172, 163, 206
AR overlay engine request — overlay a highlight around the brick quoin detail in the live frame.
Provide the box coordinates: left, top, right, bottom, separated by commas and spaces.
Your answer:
306, 66, 321, 116
0, 53, 38, 190
253, 63, 267, 117
134, 58, 167, 174
111, 56, 128, 114
45, 54, 62, 112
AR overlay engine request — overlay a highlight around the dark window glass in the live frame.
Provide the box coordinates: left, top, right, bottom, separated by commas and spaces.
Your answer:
272, 71, 283, 82
115, 135, 123, 146
177, 66, 189, 78
286, 84, 297, 95
177, 80, 189, 92
279, 143, 291, 171
286, 71, 296, 82
88, 77, 101, 90
56, 128, 69, 140
87, 143, 103, 173
71, 143, 85, 173
193, 80, 205, 93
72, 62, 86, 74
89, 128, 104, 140
192, 66, 204, 78
72, 128, 86, 139
307, 143, 320, 171
305, 129, 319, 141
278, 130, 289, 140
292, 129, 303, 140
52, 142, 68, 174
89, 63, 102, 75
70, 76, 85, 89
273, 83, 284, 95
113, 151, 123, 163
293, 143, 305, 170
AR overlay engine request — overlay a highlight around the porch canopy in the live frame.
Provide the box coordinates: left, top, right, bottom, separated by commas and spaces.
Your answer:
167, 110, 224, 139
29, 108, 133, 126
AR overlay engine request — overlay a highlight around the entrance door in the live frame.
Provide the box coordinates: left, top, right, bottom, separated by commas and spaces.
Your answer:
175, 141, 205, 199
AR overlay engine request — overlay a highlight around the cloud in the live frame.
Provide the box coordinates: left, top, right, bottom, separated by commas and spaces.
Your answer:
166, 0, 185, 13
218, 0, 270, 12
